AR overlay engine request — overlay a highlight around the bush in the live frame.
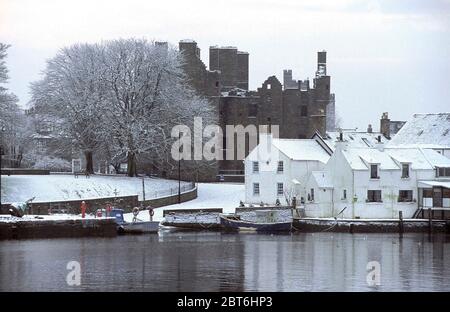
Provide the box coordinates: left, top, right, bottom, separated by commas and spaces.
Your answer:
32, 155, 71, 171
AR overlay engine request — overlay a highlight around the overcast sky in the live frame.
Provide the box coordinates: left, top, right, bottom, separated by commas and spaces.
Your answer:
1, 0, 449, 130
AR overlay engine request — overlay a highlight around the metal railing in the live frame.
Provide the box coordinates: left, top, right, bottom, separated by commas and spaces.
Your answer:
146, 181, 196, 199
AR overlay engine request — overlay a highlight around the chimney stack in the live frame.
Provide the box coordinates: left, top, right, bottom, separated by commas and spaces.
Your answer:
367, 124, 373, 133
380, 112, 391, 139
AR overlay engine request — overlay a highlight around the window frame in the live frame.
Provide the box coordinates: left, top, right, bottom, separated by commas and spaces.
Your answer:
401, 163, 410, 179
398, 190, 413, 202
437, 167, 450, 177
252, 161, 259, 173
367, 190, 382, 203
370, 164, 379, 179
253, 183, 260, 196
277, 183, 284, 196
277, 161, 284, 173
310, 188, 315, 201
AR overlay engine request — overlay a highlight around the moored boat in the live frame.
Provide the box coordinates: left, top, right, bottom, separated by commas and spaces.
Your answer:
108, 208, 160, 234
219, 210, 292, 232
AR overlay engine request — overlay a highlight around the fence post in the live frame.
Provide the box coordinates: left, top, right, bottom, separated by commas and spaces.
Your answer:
399, 211, 404, 235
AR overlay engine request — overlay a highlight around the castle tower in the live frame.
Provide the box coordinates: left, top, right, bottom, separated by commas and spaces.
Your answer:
237, 51, 249, 90
209, 46, 249, 91
283, 69, 297, 90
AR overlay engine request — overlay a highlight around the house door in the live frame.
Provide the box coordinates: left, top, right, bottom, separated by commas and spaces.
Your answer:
432, 187, 442, 208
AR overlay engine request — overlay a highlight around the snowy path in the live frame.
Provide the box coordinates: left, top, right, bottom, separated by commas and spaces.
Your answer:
1, 174, 191, 203
124, 182, 245, 222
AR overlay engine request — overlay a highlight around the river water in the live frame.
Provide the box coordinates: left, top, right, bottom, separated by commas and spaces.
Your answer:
0, 231, 449, 291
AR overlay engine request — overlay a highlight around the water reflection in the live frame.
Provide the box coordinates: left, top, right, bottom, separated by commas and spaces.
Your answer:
0, 232, 449, 291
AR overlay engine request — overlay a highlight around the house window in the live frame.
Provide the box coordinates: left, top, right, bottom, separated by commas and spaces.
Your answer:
309, 188, 315, 201
277, 161, 284, 173
253, 183, 260, 196
252, 161, 259, 173
402, 164, 410, 178
277, 183, 284, 196
367, 190, 382, 202
300, 106, 307, 117
437, 167, 450, 177
370, 164, 379, 179
342, 189, 347, 200
398, 190, 413, 202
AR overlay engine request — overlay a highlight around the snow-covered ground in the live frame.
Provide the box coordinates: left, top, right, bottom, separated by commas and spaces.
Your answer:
1, 174, 191, 203
124, 182, 245, 222
0, 214, 99, 223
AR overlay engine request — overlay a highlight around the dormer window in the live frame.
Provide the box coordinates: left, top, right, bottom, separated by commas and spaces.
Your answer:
370, 164, 379, 179
437, 167, 450, 177
401, 163, 410, 179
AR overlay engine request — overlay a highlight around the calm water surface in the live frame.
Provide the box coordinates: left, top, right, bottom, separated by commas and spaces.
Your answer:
0, 231, 449, 291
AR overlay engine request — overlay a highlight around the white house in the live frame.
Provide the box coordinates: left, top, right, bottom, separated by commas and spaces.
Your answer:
305, 140, 450, 219
387, 113, 450, 159
244, 134, 332, 205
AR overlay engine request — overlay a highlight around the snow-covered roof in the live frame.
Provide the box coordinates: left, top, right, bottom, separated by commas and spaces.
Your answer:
418, 180, 450, 189
272, 139, 330, 163
221, 87, 249, 97
311, 171, 333, 188
387, 113, 450, 148
340, 147, 450, 170
321, 131, 388, 150
342, 148, 398, 170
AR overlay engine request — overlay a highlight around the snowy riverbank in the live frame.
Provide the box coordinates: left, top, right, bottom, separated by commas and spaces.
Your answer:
1, 174, 191, 203
124, 182, 245, 222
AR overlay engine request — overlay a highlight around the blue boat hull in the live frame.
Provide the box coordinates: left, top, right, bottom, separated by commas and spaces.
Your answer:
220, 215, 292, 232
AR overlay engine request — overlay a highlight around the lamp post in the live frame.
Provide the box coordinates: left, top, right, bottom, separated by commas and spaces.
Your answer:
178, 132, 181, 204
0, 126, 5, 170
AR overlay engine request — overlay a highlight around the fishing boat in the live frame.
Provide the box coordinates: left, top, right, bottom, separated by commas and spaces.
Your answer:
108, 208, 160, 234
219, 210, 292, 232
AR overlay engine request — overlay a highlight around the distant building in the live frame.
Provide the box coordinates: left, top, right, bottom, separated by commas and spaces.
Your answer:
387, 113, 450, 159
179, 40, 335, 180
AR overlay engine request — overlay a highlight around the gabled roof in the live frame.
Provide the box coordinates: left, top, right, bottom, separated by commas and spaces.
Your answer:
387, 113, 450, 148
272, 139, 331, 163
341, 148, 399, 170
340, 147, 450, 170
314, 130, 388, 151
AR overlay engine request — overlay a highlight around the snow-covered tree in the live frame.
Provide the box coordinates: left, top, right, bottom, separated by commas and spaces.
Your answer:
30, 39, 215, 176
100, 39, 215, 176
30, 43, 109, 173
0, 43, 24, 167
